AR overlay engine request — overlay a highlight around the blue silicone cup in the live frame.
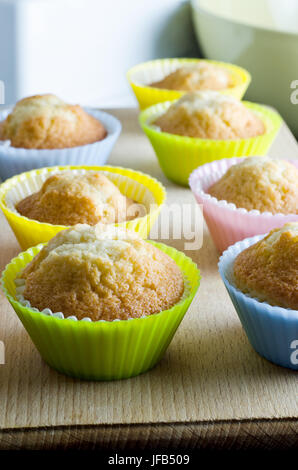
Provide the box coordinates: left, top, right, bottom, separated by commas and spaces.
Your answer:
0, 108, 122, 180
218, 234, 298, 370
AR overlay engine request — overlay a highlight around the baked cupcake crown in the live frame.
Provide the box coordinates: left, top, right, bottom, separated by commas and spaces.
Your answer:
154, 91, 265, 140
170, 90, 236, 112
233, 223, 298, 309
208, 156, 298, 214
150, 62, 232, 92
20, 225, 184, 321
16, 171, 139, 226
0, 94, 106, 149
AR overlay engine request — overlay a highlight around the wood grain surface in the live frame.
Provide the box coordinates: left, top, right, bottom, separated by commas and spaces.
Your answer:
0, 108, 297, 450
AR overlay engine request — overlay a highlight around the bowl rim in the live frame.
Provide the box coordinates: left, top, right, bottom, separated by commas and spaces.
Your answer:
191, 0, 298, 38
0, 107, 122, 155
189, 156, 298, 219
218, 233, 298, 319
127, 57, 251, 93
0, 164, 167, 230
1, 240, 201, 327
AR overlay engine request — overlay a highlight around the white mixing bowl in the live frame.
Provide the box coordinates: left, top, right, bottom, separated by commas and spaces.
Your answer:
191, 0, 298, 136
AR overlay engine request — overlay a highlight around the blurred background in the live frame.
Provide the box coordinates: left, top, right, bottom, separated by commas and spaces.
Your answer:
1, 0, 298, 135
0, 0, 200, 107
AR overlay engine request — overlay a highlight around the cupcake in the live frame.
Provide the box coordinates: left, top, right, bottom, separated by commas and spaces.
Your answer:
140, 92, 282, 186
1, 225, 201, 380
218, 224, 298, 369
16, 171, 141, 225
0, 94, 106, 149
127, 58, 251, 109
150, 62, 232, 92
189, 157, 298, 252
208, 156, 298, 215
0, 95, 121, 180
153, 92, 265, 139
17, 224, 184, 321
233, 223, 298, 310
0, 165, 166, 249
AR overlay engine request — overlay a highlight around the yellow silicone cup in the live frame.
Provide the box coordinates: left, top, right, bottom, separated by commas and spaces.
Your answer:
1, 241, 201, 381
127, 58, 251, 109
139, 101, 282, 186
0, 165, 166, 250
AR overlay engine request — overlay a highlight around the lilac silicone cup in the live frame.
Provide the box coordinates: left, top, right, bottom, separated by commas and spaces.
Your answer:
189, 157, 298, 253
0, 108, 122, 181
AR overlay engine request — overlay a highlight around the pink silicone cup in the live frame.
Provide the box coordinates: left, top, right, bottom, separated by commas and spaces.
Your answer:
189, 157, 298, 253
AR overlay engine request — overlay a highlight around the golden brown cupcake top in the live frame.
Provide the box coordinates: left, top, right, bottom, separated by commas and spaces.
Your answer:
153, 92, 265, 139
208, 157, 298, 214
20, 225, 184, 321
0, 94, 106, 149
16, 171, 142, 225
150, 62, 232, 92
233, 223, 298, 310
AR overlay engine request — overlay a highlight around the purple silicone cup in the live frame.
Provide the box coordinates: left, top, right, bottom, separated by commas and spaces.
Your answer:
0, 108, 122, 180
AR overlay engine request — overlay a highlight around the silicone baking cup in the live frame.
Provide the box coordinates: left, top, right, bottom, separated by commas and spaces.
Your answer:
0, 165, 166, 250
219, 235, 298, 370
140, 101, 282, 186
127, 58, 251, 109
189, 158, 298, 253
1, 241, 200, 380
0, 108, 121, 181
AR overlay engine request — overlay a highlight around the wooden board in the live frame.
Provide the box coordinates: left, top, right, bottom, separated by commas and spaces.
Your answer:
0, 108, 297, 450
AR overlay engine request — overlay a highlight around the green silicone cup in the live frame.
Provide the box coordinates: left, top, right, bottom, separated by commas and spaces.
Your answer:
139, 101, 282, 186
1, 242, 200, 381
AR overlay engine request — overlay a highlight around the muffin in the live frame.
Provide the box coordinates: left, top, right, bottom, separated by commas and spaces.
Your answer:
0, 94, 107, 149
233, 223, 298, 310
140, 96, 281, 186
18, 224, 185, 322
219, 229, 298, 370
16, 171, 142, 225
208, 157, 298, 214
189, 157, 298, 253
154, 92, 265, 139
150, 62, 232, 92
2, 226, 199, 380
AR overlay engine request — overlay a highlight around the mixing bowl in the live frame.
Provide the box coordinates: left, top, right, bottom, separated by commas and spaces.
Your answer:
191, 0, 298, 137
